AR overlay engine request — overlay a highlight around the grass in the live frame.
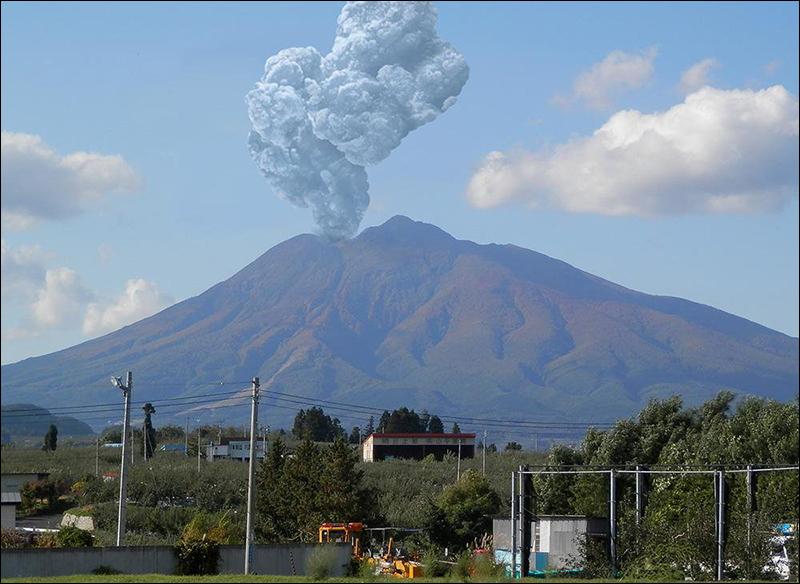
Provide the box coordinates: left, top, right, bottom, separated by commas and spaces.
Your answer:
0, 576, 780, 584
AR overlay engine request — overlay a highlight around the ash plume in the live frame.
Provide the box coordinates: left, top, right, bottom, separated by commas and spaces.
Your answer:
246, 1, 469, 241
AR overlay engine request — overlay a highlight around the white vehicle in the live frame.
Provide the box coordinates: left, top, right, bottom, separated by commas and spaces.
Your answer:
764, 524, 795, 581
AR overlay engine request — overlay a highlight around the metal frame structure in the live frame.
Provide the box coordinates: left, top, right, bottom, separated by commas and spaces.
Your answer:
507, 464, 799, 580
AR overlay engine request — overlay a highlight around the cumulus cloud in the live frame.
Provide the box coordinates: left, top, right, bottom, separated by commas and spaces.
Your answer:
467, 85, 799, 216
1, 131, 140, 231
1, 239, 49, 301
83, 278, 174, 336
554, 47, 657, 110
679, 58, 719, 94
246, 1, 469, 240
31, 268, 93, 329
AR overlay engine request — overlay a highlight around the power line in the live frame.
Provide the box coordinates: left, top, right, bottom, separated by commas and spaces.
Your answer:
3, 386, 614, 431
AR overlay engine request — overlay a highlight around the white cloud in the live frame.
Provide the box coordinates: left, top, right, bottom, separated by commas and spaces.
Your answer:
83, 279, 174, 336
31, 268, 93, 329
1, 131, 140, 231
1, 239, 49, 301
679, 58, 719, 94
554, 47, 658, 110
467, 85, 799, 217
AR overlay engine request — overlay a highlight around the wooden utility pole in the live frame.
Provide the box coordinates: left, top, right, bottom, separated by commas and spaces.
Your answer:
244, 377, 260, 575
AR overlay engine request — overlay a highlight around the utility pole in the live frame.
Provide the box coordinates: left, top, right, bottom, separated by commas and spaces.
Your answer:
482, 430, 487, 475
95, 438, 100, 476
197, 429, 202, 473
111, 371, 132, 547
244, 377, 260, 575
456, 438, 462, 482
534, 434, 539, 452
185, 417, 189, 456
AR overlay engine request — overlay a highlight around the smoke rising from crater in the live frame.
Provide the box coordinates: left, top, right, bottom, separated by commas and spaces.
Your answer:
246, 1, 469, 241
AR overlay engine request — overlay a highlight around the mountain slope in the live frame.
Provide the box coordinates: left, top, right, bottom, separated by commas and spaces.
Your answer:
2, 216, 797, 430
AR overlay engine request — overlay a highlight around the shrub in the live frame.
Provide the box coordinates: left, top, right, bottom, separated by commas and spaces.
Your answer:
174, 538, 220, 575
449, 551, 473, 582
90, 566, 121, 575
1, 528, 27, 549
421, 548, 449, 578
306, 545, 339, 580
56, 526, 93, 548
471, 553, 504, 581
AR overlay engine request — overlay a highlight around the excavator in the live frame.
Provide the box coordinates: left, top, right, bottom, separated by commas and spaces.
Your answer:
318, 522, 425, 579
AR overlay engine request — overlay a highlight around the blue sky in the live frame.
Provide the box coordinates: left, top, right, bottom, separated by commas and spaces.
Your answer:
1, 1, 798, 365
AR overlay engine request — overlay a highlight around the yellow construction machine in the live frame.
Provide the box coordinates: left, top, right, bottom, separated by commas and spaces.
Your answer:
318, 523, 425, 579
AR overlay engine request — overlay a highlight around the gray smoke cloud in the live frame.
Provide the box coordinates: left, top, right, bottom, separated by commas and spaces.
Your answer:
246, 1, 469, 241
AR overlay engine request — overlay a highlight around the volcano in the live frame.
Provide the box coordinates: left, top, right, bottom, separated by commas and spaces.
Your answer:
2, 216, 797, 434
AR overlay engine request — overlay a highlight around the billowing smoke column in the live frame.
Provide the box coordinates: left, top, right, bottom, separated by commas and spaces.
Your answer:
246, 1, 469, 241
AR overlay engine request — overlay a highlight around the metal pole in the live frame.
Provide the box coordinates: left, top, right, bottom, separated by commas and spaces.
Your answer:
746, 465, 753, 573
635, 465, 643, 526
510, 471, 517, 578
116, 371, 132, 547
482, 430, 487, 475
96, 438, 100, 476
197, 429, 201, 473
609, 469, 617, 577
457, 439, 462, 482
717, 470, 725, 581
244, 377, 260, 575
520, 465, 531, 577
185, 417, 189, 456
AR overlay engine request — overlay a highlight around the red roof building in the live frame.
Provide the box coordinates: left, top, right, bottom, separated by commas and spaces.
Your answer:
362, 432, 475, 462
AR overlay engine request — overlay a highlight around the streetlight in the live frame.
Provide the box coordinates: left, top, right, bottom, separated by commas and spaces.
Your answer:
111, 372, 132, 546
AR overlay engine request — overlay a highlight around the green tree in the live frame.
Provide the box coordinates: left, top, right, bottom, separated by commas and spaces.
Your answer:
428, 415, 444, 434
42, 424, 58, 451
385, 407, 426, 433
429, 469, 501, 550
293, 407, 346, 442
378, 411, 390, 433
365, 416, 375, 436
451, 422, 461, 434
348, 426, 361, 444
504, 441, 522, 452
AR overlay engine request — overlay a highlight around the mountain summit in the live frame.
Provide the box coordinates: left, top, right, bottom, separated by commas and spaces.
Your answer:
2, 216, 797, 430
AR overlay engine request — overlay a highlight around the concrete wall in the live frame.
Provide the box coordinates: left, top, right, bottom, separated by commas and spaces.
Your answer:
1, 543, 351, 579
1, 505, 16, 529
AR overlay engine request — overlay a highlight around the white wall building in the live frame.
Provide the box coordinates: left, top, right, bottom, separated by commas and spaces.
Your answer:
206, 436, 266, 461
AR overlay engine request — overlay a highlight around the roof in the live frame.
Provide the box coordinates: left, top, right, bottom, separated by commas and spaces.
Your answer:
158, 444, 187, 451
1, 492, 23, 504
218, 437, 253, 445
